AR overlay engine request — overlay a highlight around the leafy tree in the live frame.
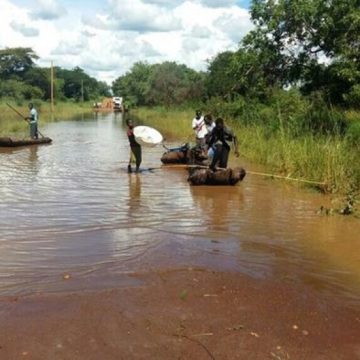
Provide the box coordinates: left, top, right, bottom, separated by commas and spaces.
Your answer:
112, 62, 154, 106
0, 47, 39, 80
24, 67, 51, 100
55, 66, 107, 101
0, 79, 43, 100
97, 81, 112, 98
248, 0, 360, 104
205, 51, 237, 99
112, 61, 205, 107
147, 62, 204, 106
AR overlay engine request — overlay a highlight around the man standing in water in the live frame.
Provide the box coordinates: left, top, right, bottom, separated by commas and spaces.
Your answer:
25, 103, 38, 139
126, 119, 142, 173
207, 117, 239, 170
192, 110, 207, 147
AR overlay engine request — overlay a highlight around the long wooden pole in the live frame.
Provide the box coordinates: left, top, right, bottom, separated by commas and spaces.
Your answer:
6, 103, 46, 138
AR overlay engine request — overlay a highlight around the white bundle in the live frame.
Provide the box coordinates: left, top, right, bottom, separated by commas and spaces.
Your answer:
133, 126, 163, 147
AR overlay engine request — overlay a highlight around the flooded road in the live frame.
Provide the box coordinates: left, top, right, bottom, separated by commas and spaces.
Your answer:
0, 112, 359, 304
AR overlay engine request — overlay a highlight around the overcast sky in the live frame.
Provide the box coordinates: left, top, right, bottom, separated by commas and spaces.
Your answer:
0, 0, 253, 84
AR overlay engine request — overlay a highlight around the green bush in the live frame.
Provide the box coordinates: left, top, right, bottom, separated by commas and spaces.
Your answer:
0, 80, 43, 101
303, 92, 347, 135
345, 121, 360, 149
344, 85, 360, 109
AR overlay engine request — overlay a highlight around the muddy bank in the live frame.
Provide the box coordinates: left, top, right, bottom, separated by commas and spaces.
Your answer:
1, 268, 360, 360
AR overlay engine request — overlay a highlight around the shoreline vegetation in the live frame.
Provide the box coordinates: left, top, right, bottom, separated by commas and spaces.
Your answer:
0, 100, 358, 215
0, 100, 94, 137
132, 106, 359, 215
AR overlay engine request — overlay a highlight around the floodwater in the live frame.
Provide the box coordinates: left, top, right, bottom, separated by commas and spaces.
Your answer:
0, 112, 359, 305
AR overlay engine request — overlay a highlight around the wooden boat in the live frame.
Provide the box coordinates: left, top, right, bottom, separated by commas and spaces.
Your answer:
161, 144, 189, 164
188, 167, 246, 186
161, 150, 188, 164
161, 144, 208, 165
0, 137, 52, 147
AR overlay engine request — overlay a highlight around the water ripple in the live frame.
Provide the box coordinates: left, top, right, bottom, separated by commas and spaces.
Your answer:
0, 114, 360, 303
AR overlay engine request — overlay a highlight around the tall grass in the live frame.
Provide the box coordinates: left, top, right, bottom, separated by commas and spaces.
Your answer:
133, 106, 360, 194
236, 126, 359, 193
0, 100, 94, 136
132, 106, 195, 142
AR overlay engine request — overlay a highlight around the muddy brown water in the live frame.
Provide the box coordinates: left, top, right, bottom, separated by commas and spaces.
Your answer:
0, 112, 359, 306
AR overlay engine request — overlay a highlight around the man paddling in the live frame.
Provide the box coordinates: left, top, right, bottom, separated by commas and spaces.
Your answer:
24, 103, 38, 139
126, 119, 142, 173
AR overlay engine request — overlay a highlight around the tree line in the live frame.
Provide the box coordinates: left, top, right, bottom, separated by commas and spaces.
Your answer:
112, 0, 359, 140
113, 0, 359, 108
1, 0, 359, 133
0, 47, 111, 102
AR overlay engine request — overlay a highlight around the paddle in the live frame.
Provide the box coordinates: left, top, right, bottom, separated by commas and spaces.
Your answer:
6, 103, 45, 138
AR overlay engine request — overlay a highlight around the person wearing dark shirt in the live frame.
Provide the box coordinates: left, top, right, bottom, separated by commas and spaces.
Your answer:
207, 117, 239, 170
126, 119, 142, 173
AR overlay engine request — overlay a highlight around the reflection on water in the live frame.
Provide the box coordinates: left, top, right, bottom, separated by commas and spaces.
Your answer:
0, 112, 359, 304
128, 174, 142, 216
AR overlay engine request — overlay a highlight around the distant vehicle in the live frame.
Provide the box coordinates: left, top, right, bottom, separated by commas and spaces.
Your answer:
112, 96, 123, 109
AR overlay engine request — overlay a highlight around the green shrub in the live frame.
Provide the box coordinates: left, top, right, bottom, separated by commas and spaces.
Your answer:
0, 80, 43, 101
303, 92, 347, 135
345, 121, 360, 149
344, 85, 360, 109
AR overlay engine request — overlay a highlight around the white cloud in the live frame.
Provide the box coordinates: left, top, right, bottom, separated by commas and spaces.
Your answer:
191, 25, 212, 39
30, 0, 67, 20
81, 30, 96, 38
0, 1, 35, 47
51, 36, 88, 56
10, 21, 39, 37
215, 9, 252, 43
0, 0, 253, 84
141, 0, 184, 7
199, 0, 237, 8
83, 0, 182, 33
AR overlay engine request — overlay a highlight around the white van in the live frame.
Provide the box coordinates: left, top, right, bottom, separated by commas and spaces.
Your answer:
112, 96, 123, 108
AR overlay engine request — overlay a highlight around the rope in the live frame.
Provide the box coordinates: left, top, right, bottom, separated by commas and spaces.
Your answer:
246, 170, 326, 186
160, 164, 326, 186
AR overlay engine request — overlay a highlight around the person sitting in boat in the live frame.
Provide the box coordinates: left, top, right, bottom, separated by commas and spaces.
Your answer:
126, 118, 142, 173
24, 103, 38, 139
192, 110, 207, 148
204, 114, 216, 161
207, 117, 239, 170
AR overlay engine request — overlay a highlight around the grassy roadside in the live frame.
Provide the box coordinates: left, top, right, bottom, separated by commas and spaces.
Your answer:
132, 107, 359, 201
132, 107, 195, 142
0, 100, 94, 136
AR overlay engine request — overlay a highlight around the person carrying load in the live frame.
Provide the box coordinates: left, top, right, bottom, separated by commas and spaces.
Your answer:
126, 119, 142, 173
207, 117, 239, 170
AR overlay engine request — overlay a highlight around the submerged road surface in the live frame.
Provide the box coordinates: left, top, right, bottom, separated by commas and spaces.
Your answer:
0, 112, 359, 306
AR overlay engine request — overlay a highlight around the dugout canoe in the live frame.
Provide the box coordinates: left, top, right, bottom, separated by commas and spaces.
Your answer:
161, 143, 190, 164
0, 137, 52, 147
188, 167, 246, 186
161, 143, 208, 166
